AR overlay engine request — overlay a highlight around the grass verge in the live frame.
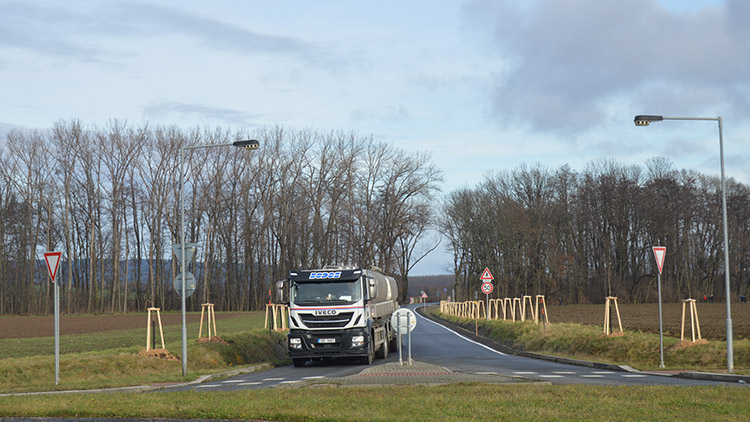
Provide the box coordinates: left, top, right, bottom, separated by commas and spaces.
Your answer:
428, 307, 750, 372
0, 312, 288, 393
0, 384, 748, 421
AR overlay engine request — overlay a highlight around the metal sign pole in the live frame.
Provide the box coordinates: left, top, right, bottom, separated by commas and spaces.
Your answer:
407, 313, 412, 365
657, 272, 665, 368
54, 277, 60, 385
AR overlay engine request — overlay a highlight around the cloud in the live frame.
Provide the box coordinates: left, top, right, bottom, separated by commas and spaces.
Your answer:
142, 100, 265, 126
349, 104, 412, 123
0, 1, 335, 66
463, 0, 750, 135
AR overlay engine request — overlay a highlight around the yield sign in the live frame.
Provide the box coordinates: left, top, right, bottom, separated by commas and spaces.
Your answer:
480, 267, 494, 281
44, 252, 62, 284
652, 246, 666, 275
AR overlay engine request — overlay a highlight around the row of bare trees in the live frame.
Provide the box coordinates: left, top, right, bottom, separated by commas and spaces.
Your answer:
0, 121, 441, 315
441, 159, 750, 304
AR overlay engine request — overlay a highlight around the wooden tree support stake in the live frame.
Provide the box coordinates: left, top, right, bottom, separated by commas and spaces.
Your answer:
146, 307, 165, 351
603, 297, 623, 335
198, 303, 217, 340
534, 295, 549, 325
681, 299, 702, 342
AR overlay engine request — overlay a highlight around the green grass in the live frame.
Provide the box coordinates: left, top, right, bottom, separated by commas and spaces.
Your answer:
1, 384, 748, 421
0, 312, 288, 393
431, 307, 750, 372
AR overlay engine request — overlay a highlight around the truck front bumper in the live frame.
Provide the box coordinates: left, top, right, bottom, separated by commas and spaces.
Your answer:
287, 328, 369, 359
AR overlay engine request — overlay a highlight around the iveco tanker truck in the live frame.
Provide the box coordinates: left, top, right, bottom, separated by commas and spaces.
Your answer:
278, 266, 399, 367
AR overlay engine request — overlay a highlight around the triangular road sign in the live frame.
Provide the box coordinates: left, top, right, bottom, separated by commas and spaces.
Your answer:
44, 251, 62, 284
172, 243, 199, 265
480, 267, 494, 281
652, 246, 666, 275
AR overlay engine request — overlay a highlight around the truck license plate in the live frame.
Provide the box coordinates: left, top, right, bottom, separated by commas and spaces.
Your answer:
317, 338, 335, 344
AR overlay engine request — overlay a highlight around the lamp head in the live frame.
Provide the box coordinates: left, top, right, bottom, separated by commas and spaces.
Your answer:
634, 115, 664, 127
233, 139, 259, 150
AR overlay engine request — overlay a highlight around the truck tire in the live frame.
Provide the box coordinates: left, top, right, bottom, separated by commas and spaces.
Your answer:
360, 337, 375, 365
292, 358, 306, 367
376, 334, 388, 359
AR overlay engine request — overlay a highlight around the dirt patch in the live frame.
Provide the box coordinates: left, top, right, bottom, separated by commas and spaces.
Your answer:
137, 348, 180, 361
547, 302, 750, 341
197, 336, 229, 345
670, 339, 710, 351
0, 312, 246, 339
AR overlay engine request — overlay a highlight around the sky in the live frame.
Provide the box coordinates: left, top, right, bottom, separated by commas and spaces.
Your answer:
1, 0, 748, 276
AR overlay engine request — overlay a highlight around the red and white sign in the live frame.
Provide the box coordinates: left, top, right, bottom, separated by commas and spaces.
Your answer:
652, 246, 666, 275
480, 267, 494, 281
421, 292, 428, 299
481, 282, 493, 295
44, 251, 62, 284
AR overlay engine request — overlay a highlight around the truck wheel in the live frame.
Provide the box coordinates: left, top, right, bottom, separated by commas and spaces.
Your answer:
376, 334, 389, 359
360, 338, 374, 365
292, 358, 306, 367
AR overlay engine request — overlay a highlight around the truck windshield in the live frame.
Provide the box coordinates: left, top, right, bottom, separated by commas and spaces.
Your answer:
291, 279, 361, 305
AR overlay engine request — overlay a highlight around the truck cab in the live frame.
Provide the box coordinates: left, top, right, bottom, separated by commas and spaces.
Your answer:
282, 266, 398, 367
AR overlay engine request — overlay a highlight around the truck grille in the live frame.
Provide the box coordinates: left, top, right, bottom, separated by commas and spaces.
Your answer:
299, 312, 354, 328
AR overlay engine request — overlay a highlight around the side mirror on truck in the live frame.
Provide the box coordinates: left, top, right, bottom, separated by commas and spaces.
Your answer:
275, 279, 289, 303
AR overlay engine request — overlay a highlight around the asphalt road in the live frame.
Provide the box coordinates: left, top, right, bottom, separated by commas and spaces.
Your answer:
164, 304, 738, 392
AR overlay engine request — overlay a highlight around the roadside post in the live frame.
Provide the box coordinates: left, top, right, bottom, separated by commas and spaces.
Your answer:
480, 268, 494, 321
653, 246, 667, 368
44, 251, 62, 385
391, 308, 417, 365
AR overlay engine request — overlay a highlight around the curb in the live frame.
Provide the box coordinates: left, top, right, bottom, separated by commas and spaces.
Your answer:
416, 305, 750, 385
0, 363, 274, 397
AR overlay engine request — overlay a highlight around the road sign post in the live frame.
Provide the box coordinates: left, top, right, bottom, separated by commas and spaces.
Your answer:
480, 268, 494, 321
391, 308, 417, 365
653, 246, 667, 368
44, 251, 62, 385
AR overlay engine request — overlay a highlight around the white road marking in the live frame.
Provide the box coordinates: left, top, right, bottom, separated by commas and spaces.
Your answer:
553, 371, 577, 374
238, 382, 262, 386
222, 380, 244, 383
262, 378, 285, 381
417, 311, 507, 356
196, 384, 220, 388
303, 376, 325, 380
580, 375, 605, 378
476, 372, 498, 375
539, 375, 564, 378
280, 380, 300, 384
621, 374, 648, 378
592, 371, 615, 374
513, 371, 538, 375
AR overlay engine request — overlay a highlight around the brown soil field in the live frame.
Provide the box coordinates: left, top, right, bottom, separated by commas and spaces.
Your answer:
547, 302, 750, 341
0, 312, 246, 340
2, 303, 748, 341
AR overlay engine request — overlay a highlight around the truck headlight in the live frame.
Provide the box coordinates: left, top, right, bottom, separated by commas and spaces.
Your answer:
290, 337, 303, 349
352, 335, 365, 347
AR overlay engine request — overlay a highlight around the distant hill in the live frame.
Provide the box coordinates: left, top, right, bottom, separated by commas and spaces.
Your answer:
407, 274, 455, 300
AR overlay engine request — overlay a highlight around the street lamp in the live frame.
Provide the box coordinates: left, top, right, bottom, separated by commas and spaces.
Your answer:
179, 138, 259, 376
634, 114, 733, 373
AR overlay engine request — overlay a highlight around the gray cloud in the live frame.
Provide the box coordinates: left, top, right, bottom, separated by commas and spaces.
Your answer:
464, 0, 750, 135
0, 1, 334, 66
142, 100, 265, 126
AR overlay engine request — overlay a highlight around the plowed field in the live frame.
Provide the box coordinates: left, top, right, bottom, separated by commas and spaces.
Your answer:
0, 312, 246, 339
547, 302, 750, 340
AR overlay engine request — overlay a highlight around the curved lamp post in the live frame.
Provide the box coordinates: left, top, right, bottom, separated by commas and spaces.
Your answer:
634, 115, 733, 373
179, 139, 259, 376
